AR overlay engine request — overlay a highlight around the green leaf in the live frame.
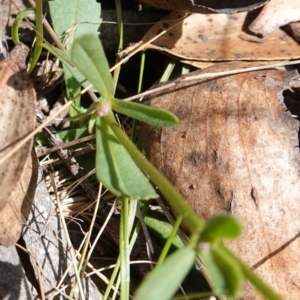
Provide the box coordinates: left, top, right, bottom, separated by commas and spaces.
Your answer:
199, 243, 243, 297
144, 211, 183, 249
210, 245, 244, 297
42, 44, 97, 92
65, 71, 82, 124
111, 98, 178, 127
70, 33, 114, 100
11, 8, 35, 44
49, 0, 102, 112
200, 215, 242, 242
223, 247, 283, 300
95, 117, 157, 199
134, 244, 196, 300
49, 0, 101, 44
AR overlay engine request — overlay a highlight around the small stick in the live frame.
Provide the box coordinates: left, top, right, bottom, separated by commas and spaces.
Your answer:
36, 108, 104, 208
36, 134, 95, 157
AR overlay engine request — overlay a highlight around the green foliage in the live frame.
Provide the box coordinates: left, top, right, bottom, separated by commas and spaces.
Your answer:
200, 214, 242, 242
11, 8, 35, 45
111, 98, 178, 127
22, 11, 283, 297
49, 0, 102, 120
144, 211, 183, 248
70, 33, 113, 100
49, 0, 101, 42
200, 243, 244, 297
69, 33, 179, 199
134, 244, 196, 300
95, 116, 157, 199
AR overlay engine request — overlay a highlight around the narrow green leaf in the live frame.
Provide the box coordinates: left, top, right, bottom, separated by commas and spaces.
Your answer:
210, 245, 244, 297
144, 211, 183, 249
71, 34, 114, 100
199, 243, 243, 297
95, 117, 157, 199
199, 243, 227, 295
156, 215, 183, 268
222, 247, 283, 300
200, 215, 242, 242
134, 245, 196, 300
11, 8, 35, 44
111, 98, 178, 127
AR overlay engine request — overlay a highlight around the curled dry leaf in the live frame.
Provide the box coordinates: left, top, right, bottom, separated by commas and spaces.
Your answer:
139, 11, 300, 68
137, 0, 269, 14
0, 43, 36, 245
140, 62, 300, 299
249, 0, 300, 36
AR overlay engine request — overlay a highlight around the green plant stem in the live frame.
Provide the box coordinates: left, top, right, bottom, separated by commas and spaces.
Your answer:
28, 0, 43, 73
160, 59, 176, 82
104, 113, 204, 233
120, 198, 130, 300
222, 246, 283, 300
131, 51, 146, 143
156, 215, 183, 268
11, 8, 35, 44
138, 51, 146, 93
103, 200, 140, 300
112, 0, 123, 92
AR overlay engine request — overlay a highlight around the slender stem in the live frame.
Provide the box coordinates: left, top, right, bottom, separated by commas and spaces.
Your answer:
112, 0, 123, 92
120, 198, 130, 300
105, 114, 204, 233
156, 215, 183, 268
138, 51, 146, 93
222, 246, 283, 300
28, 0, 43, 73
160, 59, 176, 82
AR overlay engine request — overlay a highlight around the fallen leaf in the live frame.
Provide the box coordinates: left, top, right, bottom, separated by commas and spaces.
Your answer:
137, 0, 269, 14
139, 11, 300, 67
0, 43, 36, 245
288, 21, 300, 42
0, 151, 38, 246
140, 62, 300, 299
249, 0, 300, 36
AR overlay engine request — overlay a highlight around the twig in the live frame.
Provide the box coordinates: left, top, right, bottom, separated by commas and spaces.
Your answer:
15, 243, 46, 300
36, 134, 95, 157
36, 108, 105, 208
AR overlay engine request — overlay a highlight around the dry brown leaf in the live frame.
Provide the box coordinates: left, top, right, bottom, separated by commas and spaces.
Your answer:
140, 12, 300, 67
249, 0, 300, 36
137, 0, 269, 14
0, 43, 36, 245
140, 62, 300, 299
0, 151, 38, 246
